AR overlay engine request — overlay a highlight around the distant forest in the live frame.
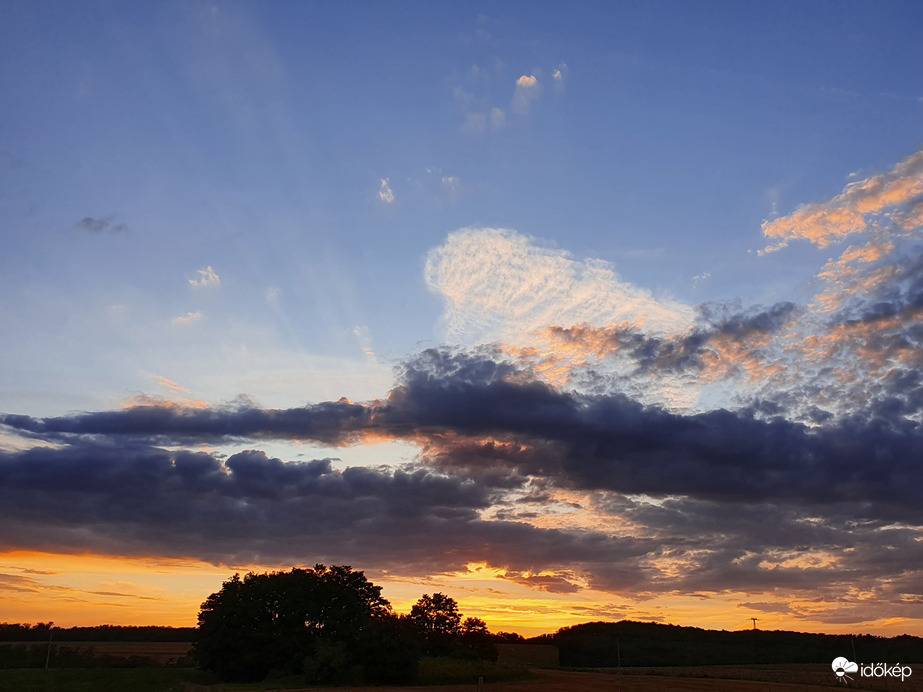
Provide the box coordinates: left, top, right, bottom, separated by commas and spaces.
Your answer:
536, 621, 923, 667
3, 619, 922, 668
0, 623, 196, 642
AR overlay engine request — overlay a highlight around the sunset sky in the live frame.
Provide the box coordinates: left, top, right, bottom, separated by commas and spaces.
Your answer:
2, 1, 923, 638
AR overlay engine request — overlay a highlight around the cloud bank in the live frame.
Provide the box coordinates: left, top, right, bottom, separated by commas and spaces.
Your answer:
5, 151, 923, 629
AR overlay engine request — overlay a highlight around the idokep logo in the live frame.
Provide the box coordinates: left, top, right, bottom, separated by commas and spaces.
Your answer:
832, 657, 858, 684
832, 656, 913, 685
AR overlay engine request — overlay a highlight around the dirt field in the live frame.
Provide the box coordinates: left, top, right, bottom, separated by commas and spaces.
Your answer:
71, 640, 193, 664
238, 667, 920, 692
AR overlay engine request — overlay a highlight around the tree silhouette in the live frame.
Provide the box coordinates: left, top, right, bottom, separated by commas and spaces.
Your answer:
409, 592, 461, 636
192, 565, 392, 682
408, 593, 496, 659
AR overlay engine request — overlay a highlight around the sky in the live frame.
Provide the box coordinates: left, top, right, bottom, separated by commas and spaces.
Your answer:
1, 0, 923, 638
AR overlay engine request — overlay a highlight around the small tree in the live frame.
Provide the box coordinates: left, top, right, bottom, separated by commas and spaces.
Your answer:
408, 593, 495, 660
459, 617, 497, 660
410, 592, 461, 636
409, 592, 461, 656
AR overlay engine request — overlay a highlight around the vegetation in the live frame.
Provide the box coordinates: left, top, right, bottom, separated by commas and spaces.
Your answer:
0, 668, 202, 692
538, 620, 923, 668
0, 622, 195, 642
192, 564, 394, 682
408, 592, 497, 660
9, 574, 923, 689
191, 565, 498, 684
417, 656, 531, 685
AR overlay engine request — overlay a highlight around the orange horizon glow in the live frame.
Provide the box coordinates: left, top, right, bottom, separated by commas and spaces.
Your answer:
1, 551, 920, 639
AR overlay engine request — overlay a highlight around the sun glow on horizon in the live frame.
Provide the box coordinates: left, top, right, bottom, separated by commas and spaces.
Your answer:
1, 551, 919, 638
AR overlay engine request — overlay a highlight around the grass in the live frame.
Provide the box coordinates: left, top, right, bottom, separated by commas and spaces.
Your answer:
417, 656, 531, 685
0, 667, 206, 692
0, 658, 531, 691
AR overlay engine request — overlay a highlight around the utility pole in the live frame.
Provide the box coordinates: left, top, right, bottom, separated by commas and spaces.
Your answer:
750, 617, 759, 630
45, 630, 53, 669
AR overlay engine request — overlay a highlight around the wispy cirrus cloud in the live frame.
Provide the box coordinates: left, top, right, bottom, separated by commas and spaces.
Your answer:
152, 375, 188, 393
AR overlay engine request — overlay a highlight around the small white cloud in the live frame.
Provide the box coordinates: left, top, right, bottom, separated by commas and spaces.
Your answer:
552, 63, 568, 94
351, 325, 377, 364
265, 287, 281, 303
172, 311, 203, 325
189, 266, 220, 288
513, 74, 542, 113
379, 178, 395, 204
692, 272, 712, 287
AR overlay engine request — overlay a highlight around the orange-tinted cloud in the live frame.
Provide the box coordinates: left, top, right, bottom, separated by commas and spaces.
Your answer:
762, 150, 923, 252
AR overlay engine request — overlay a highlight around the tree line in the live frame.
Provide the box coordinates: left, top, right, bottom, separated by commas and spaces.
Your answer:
0, 623, 196, 642
191, 565, 503, 683
537, 620, 923, 668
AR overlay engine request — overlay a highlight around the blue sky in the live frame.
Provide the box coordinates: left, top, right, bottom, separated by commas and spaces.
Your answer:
2, 1, 923, 635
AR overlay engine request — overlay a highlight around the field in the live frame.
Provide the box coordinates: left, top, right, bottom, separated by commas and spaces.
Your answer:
2, 665, 921, 692
61, 640, 193, 664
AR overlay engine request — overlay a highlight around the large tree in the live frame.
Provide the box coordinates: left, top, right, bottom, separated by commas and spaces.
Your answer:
192, 565, 392, 682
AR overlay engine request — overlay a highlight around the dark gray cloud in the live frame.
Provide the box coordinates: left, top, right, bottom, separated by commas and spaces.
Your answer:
4, 347, 922, 522
3, 339, 923, 610
1, 399, 371, 445
0, 440, 657, 581
390, 351, 923, 523
73, 216, 127, 233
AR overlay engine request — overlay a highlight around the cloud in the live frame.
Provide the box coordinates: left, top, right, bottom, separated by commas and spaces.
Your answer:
761, 150, 923, 253
74, 217, 127, 234
121, 393, 210, 411
152, 375, 188, 393
0, 441, 657, 578
5, 347, 922, 522
379, 178, 395, 204
533, 301, 798, 393
2, 343, 923, 608
424, 228, 694, 346
692, 271, 711, 286
512, 74, 541, 113
552, 64, 567, 81
188, 266, 220, 288
172, 311, 202, 325
9, 158, 923, 619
